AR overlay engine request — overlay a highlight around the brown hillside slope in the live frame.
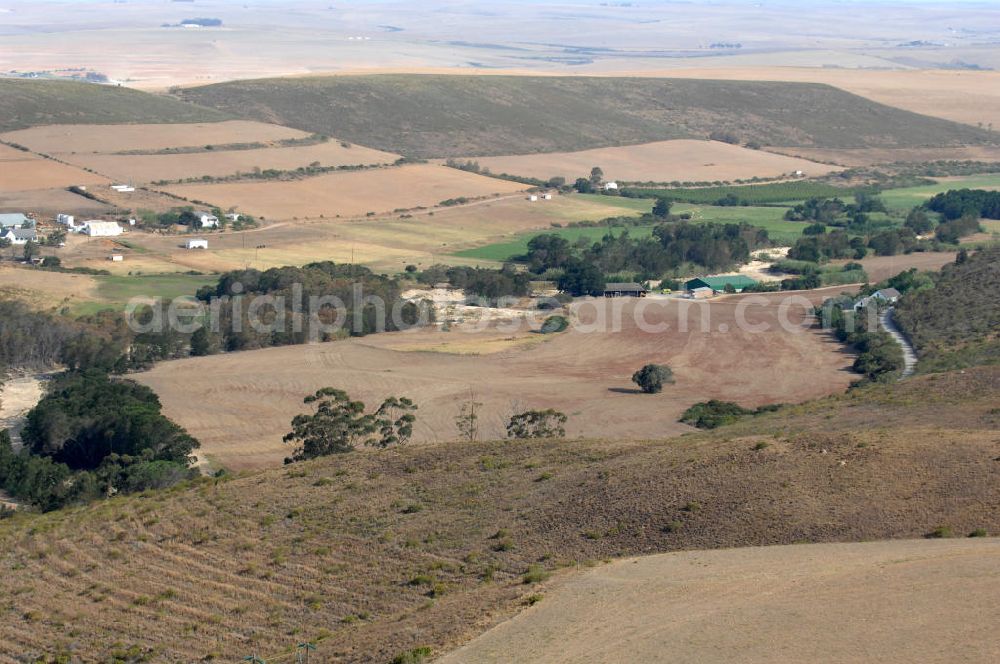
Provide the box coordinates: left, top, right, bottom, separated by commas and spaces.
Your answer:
0, 367, 998, 662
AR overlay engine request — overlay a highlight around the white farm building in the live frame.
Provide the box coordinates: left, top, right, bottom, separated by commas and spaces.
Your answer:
186, 238, 209, 250
2, 228, 36, 245
82, 221, 123, 237
195, 212, 219, 228
603, 181, 619, 191
57, 214, 76, 228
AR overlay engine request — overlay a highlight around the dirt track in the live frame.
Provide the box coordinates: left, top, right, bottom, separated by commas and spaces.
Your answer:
440, 538, 1000, 664
135, 289, 856, 470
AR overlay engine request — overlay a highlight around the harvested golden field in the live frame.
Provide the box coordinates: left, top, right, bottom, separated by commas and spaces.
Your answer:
442, 538, 1000, 664
1, 366, 998, 661
70, 193, 638, 274
463, 139, 838, 183
831, 251, 959, 284
0, 120, 309, 155
162, 164, 528, 221
136, 290, 856, 470
59, 141, 399, 184
0, 186, 110, 217
0, 143, 107, 192
0, 264, 99, 310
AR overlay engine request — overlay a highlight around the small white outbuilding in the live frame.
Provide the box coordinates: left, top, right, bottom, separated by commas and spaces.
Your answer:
603, 181, 619, 191
186, 238, 209, 250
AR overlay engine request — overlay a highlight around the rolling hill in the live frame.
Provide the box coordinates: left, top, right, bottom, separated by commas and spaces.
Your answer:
0, 365, 997, 661
177, 74, 997, 158
0, 78, 229, 133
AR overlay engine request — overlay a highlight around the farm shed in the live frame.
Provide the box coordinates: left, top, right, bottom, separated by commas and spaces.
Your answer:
82, 221, 123, 237
186, 238, 209, 250
691, 286, 714, 299
57, 214, 76, 228
0, 213, 29, 229
603, 282, 647, 297
604, 182, 619, 191
685, 275, 758, 294
109, 254, 124, 262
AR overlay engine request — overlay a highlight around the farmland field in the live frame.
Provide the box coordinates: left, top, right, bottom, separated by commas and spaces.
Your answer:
0, 120, 302, 155
627, 180, 853, 205
0, 186, 110, 217
458, 140, 837, 184
456, 200, 802, 262
877, 174, 1000, 210
59, 141, 399, 184
53, 193, 643, 274
162, 164, 527, 220
443, 538, 1000, 664
0, 143, 107, 192
135, 290, 856, 470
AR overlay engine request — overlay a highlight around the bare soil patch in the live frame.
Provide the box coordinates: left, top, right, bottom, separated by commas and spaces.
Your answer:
162, 164, 527, 221
464, 139, 838, 183
441, 538, 1000, 664
0, 121, 309, 155
0, 143, 107, 192
61, 141, 398, 184
135, 289, 856, 470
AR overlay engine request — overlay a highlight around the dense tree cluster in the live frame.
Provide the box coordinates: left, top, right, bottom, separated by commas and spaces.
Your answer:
926, 189, 1000, 220
2, 371, 200, 511
524, 222, 769, 287
895, 247, 1000, 370
417, 264, 531, 301
197, 261, 425, 351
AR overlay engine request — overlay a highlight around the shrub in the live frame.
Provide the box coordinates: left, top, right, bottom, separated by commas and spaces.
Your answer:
539, 315, 569, 334
631, 364, 674, 394
392, 647, 432, 664
522, 564, 551, 584
680, 400, 752, 429
507, 409, 568, 439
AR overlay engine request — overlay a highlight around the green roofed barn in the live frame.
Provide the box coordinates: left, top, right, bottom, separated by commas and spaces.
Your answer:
685, 275, 758, 294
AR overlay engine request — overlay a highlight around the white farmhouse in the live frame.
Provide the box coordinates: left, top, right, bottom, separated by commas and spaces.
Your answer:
195, 211, 219, 228
603, 181, 619, 191
2, 228, 37, 245
186, 238, 209, 250
82, 220, 123, 237
57, 214, 76, 228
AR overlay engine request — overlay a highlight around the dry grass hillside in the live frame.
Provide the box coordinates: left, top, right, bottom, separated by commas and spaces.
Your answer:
0, 79, 227, 133
0, 366, 998, 662
176, 75, 996, 158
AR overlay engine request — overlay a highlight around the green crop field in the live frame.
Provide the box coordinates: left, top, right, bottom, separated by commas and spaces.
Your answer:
452, 224, 660, 262
454, 200, 809, 262
0, 79, 228, 133
625, 181, 851, 205
96, 273, 217, 303
178, 74, 992, 158
876, 174, 1000, 211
